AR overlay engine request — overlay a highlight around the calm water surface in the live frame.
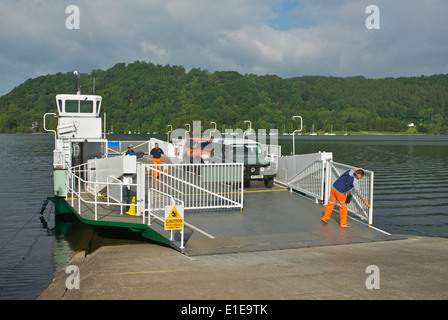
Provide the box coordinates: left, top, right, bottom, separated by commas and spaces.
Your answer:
0, 134, 55, 299
0, 133, 447, 299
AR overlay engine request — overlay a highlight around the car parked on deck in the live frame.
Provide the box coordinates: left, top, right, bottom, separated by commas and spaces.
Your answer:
182, 138, 213, 163
205, 138, 276, 187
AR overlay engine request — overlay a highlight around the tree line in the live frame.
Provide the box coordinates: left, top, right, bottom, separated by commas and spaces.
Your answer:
1, 60, 447, 134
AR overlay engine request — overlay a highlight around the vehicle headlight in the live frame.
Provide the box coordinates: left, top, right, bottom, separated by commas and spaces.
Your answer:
260, 167, 265, 172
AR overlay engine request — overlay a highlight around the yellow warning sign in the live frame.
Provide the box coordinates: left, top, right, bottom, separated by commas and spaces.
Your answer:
164, 205, 184, 230
165, 218, 183, 230
169, 206, 181, 218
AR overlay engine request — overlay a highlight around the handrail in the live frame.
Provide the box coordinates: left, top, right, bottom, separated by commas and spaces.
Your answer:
145, 162, 244, 211
285, 159, 324, 201
292, 116, 303, 155
66, 164, 143, 221
107, 140, 152, 155
43, 113, 57, 144
107, 176, 123, 214
66, 162, 187, 248
148, 163, 243, 208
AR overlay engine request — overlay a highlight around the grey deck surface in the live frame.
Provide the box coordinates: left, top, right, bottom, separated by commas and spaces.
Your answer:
172, 183, 403, 255
71, 181, 403, 256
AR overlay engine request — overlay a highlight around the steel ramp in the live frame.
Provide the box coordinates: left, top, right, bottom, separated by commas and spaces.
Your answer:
170, 183, 404, 255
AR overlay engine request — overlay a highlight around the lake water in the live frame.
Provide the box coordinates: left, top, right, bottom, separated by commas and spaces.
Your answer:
0, 133, 447, 299
0, 134, 55, 299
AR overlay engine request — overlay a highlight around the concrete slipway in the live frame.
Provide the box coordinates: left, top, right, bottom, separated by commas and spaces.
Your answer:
38, 186, 448, 301
38, 235, 448, 300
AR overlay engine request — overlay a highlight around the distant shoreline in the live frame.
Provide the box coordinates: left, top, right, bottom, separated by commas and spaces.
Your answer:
0, 131, 445, 136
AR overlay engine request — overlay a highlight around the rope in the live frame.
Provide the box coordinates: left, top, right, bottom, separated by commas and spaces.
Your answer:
0, 200, 49, 253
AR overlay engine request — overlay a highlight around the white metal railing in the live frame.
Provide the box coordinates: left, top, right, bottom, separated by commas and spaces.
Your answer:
146, 188, 185, 248
145, 162, 244, 211
66, 163, 143, 221
66, 162, 188, 248
148, 188, 176, 218
107, 176, 123, 214
106, 138, 170, 155
107, 138, 185, 164
288, 160, 325, 201
86, 155, 137, 193
107, 140, 151, 156
275, 152, 332, 202
65, 160, 243, 249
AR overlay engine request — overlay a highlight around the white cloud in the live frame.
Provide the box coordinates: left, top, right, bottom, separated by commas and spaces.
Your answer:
0, 0, 447, 95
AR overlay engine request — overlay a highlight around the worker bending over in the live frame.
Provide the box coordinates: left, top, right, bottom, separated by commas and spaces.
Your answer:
322, 168, 370, 227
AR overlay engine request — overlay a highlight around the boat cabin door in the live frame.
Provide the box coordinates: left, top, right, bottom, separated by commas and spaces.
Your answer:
72, 142, 83, 167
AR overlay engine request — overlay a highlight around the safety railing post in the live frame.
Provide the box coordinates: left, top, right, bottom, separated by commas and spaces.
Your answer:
136, 163, 144, 220
369, 171, 374, 226
147, 186, 152, 226
70, 170, 74, 207
320, 160, 325, 203
94, 178, 98, 221
240, 163, 244, 211
78, 171, 81, 215
180, 228, 184, 249
324, 159, 332, 205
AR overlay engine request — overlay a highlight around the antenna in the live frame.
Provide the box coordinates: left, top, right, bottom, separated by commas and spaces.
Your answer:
73, 70, 80, 94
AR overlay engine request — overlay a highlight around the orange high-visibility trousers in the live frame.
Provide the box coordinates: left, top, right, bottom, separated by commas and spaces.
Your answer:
146, 158, 162, 176
322, 186, 348, 226
152, 158, 162, 177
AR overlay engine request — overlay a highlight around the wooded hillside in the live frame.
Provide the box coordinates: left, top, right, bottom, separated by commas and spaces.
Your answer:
1, 61, 447, 134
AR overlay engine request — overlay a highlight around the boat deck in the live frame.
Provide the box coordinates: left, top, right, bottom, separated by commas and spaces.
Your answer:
70, 180, 403, 256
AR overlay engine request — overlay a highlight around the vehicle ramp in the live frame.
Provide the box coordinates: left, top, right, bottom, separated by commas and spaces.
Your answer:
167, 183, 404, 256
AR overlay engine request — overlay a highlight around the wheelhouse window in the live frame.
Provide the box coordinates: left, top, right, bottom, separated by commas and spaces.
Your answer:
232, 144, 261, 156
65, 100, 94, 113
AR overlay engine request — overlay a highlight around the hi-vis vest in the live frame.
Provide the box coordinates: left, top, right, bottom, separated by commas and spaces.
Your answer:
333, 170, 355, 194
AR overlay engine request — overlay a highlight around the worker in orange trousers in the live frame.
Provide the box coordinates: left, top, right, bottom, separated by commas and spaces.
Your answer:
322, 168, 370, 227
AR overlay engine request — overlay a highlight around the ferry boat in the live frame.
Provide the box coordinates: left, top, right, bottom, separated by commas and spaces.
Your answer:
44, 91, 400, 256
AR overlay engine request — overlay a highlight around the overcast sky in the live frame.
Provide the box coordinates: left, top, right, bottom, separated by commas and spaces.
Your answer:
1, 0, 447, 96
